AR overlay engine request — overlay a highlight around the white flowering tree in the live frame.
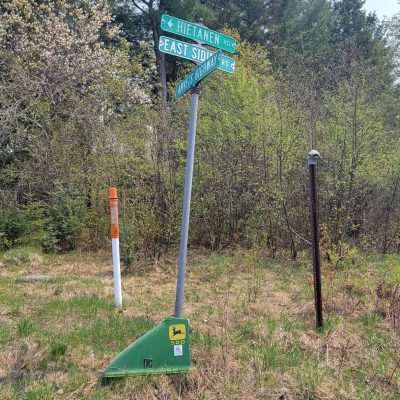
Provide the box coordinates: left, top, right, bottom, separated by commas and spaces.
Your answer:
0, 0, 140, 199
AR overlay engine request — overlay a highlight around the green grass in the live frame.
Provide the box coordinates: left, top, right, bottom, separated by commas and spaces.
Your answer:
360, 312, 384, 329
0, 278, 25, 309
360, 312, 391, 352
15, 276, 65, 285
0, 246, 41, 266
25, 383, 55, 400
38, 295, 114, 319
49, 315, 154, 354
197, 253, 234, 281
193, 330, 222, 348
17, 318, 37, 337
0, 322, 11, 344
1, 250, 400, 399
49, 341, 68, 361
260, 342, 305, 369
296, 358, 328, 399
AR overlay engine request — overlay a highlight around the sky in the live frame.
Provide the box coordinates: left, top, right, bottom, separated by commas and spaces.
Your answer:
364, 0, 399, 19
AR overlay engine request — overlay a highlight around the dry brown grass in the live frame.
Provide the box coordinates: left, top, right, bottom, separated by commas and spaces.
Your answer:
0, 248, 400, 399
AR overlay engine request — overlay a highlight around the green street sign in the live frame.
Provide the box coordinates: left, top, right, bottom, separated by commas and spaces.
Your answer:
159, 36, 235, 74
176, 51, 222, 98
161, 14, 236, 54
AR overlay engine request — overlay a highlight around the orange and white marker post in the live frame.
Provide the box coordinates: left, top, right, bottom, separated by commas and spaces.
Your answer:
109, 187, 122, 307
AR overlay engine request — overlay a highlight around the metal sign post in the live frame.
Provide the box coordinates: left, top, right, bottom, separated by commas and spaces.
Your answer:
103, 14, 235, 378
175, 86, 199, 317
308, 150, 323, 330
103, 88, 201, 378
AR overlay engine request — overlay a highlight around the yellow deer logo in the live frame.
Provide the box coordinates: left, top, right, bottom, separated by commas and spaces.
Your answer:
169, 324, 186, 341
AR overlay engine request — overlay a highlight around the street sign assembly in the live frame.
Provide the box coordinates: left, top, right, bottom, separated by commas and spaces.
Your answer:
104, 14, 235, 378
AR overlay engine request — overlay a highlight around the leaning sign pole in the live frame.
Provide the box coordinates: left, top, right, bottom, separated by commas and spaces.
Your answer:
174, 85, 199, 317
174, 50, 223, 315
103, 15, 236, 378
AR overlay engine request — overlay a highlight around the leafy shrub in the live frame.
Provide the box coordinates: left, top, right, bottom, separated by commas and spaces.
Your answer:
42, 186, 88, 252
79, 208, 108, 250
120, 222, 136, 267
0, 208, 24, 250
0, 203, 47, 250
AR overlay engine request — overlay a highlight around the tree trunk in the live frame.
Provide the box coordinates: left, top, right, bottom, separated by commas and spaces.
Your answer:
149, 8, 167, 102
132, 0, 168, 102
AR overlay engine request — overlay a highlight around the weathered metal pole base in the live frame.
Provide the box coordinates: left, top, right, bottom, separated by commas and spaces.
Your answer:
103, 317, 191, 377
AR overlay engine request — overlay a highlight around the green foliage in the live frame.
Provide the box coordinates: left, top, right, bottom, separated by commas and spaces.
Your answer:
1, 251, 400, 398
119, 223, 136, 267
0, 203, 47, 250
40, 295, 113, 318
60, 315, 154, 353
193, 331, 221, 348
17, 318, 37, 337
360, 312, 384, 329
25, 384, 54, 400
1, 247, 41, 267
42, 187, 88, 252
0, 323, 11, 345
49, 341, 67, 361
261, 343, 304, 370
0, 0, 399, 257
0, 209, 24, 250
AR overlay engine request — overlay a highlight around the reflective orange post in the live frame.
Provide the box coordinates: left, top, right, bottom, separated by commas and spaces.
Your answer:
109, 187, 122, 307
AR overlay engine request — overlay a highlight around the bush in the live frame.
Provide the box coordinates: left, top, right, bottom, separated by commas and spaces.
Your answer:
42, 187, 88, 253
0, 208, 24, 250
0, 203, 47, 251
0, 187, 105, 253
120, 222, 136, 267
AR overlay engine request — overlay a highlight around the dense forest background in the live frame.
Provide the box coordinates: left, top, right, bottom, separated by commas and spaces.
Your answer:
1, 0, 400, 262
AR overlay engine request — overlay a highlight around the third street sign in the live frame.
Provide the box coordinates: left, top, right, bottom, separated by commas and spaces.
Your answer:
159, 36, 235, 74
176, 51, 222, 98
161, 14, 236, 54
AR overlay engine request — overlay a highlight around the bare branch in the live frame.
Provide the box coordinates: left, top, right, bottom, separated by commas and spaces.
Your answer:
132, 0, 148, 14
132, 1, 146, 14
288, 226, 312, 247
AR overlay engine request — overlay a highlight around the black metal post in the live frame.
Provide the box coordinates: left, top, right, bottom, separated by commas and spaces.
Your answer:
308, 150, 323, 330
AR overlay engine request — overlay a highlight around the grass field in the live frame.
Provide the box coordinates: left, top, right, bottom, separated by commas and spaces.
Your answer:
0, 247, 400, 399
